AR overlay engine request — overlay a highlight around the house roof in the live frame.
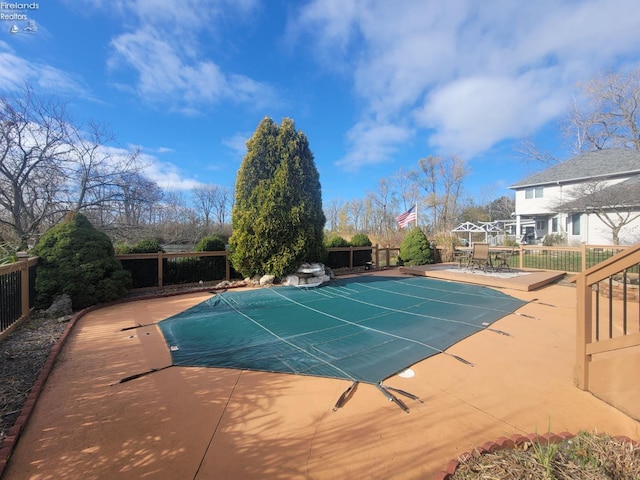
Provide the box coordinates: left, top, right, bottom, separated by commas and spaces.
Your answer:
509, 149, 640, 189
560, 173, 640, 211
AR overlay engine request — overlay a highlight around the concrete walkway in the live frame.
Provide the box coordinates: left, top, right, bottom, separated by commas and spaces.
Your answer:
3, 271, 639, 479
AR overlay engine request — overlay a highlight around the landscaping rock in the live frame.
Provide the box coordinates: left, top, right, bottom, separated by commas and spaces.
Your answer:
259, 275, 275, 286
45, 294, 72, 318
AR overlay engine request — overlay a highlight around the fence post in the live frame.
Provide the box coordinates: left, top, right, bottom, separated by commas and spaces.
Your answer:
375, 244, 380, 268
225, 252, 230, 281
575, 273, 592, 390
386, 246, 390, 268
518, 244, 524, 269
349, 247, 354, 269
17, 252, 30, 318
157, 251, 164, 288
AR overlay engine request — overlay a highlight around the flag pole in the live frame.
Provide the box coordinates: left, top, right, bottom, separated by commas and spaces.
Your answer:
415, 202, 418, 228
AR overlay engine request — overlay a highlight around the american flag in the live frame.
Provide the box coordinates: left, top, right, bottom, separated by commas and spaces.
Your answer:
396, 205, 417, 228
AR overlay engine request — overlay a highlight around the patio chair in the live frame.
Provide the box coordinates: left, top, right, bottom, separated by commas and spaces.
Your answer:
467, 242, 492, 272
493, 247, 515, 272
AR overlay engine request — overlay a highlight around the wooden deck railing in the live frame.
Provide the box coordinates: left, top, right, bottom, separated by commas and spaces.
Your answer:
575, 243, 640, 390
0, 254, 38, 340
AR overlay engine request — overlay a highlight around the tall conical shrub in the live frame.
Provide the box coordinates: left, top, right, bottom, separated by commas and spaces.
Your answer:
229, 117, 326, 278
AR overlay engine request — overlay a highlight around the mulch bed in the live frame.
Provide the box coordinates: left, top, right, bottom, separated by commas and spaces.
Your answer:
0, 312, 68, 447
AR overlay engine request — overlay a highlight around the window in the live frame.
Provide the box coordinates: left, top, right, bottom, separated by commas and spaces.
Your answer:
524, 187, 544, 199
571, 213, 581, 236
536, 220, 545, 230
551, 217, 558, 233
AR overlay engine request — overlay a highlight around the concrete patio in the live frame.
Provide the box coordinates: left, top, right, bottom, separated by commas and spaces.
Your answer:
2, 269, 639, 479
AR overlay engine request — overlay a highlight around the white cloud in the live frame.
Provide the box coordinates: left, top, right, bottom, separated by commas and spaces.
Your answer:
96, 0, 274, 112
0, 44, 90, 97
293, 0, 640, 168
336, 120, 413, 170
143, 159, 203, 191
222, 132, 250, 158
416, 71, 570, 157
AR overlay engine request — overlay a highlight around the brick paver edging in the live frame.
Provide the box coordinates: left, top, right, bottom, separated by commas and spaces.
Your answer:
0, 286, 235, 479
435, 432, 640, 480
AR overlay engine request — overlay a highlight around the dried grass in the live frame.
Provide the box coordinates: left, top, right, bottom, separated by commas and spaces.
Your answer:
451, 431, 640, 479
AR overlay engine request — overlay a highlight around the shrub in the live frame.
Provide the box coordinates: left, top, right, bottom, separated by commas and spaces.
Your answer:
324, 235, 350, 268
350, 233, 373, 266
116, 238, 164, 288
194, 236, 226, 252
129, 238, 164, 253
350, 234, 372, 247
325, 235, 350, 247
188, 235, 227, 281
543, 233, 567, 246
33, 211, 132, 310
398, 227, 433, 266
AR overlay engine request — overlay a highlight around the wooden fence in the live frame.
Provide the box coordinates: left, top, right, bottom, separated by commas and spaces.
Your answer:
0, 254, 38, 340
0, 243, 630, 338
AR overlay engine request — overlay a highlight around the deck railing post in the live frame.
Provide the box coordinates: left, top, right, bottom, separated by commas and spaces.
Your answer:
157, 251, 164, 288
575, 274, 592, 390
17, 252, 29, 318
518, 244, 524, 269
225, 251, 230, 281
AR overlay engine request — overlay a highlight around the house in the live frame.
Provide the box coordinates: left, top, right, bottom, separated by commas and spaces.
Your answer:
508, 149, 640, 245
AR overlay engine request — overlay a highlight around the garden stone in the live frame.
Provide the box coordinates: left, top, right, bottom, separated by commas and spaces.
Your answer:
46, 294, 72, 317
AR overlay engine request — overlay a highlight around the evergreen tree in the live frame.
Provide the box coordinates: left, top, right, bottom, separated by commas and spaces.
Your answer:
398, 227, 433, 266
33, 211, 131, 310
229, 117, 326, 278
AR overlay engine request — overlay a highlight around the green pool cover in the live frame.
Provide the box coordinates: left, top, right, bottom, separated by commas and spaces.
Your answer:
158, 276, 526, 385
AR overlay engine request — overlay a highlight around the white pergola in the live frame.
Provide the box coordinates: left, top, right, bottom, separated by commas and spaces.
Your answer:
451, 221, 485, 245
451, 221, 506, 245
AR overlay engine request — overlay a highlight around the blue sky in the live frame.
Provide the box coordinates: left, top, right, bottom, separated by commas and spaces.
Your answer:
2, 0, 640, 207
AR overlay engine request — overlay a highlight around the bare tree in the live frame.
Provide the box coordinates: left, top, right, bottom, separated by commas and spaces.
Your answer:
417, 155, 468, 233
570, 67, 640, 152
0, 86, 72, 247
192, 184, 217, 228
391, 167, 419, 212
215, 186, 232, 227
66, 120, 142, 212
324, 198, 341, 232
515, 136, 560, 166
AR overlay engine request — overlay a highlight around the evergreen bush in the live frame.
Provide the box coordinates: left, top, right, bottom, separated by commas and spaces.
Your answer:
398, 227, 433, 266
325, 235, 350, 268
350, 233, 373, 266
229, 117, 326, 278
33, 212, 132, 310
129, 238, 164, 253
117, 238, 164, 288
194, 236, 226, 252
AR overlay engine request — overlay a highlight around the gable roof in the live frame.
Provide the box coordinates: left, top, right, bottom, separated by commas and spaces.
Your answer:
560, 173, 640, 211
509, 149, 640, 189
